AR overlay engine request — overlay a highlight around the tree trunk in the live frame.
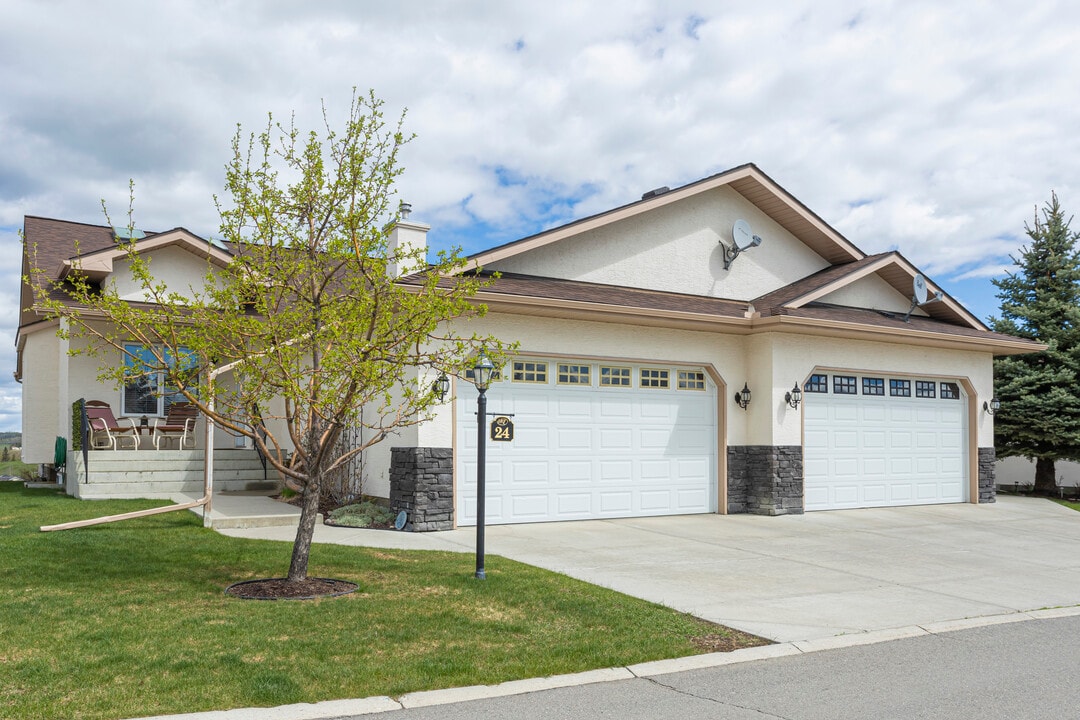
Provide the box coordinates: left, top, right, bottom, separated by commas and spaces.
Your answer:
287, 472, 322, 582
1034, 457, 1058, 495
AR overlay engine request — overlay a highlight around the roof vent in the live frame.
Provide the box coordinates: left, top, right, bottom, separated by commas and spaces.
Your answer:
641, 186, 670, 200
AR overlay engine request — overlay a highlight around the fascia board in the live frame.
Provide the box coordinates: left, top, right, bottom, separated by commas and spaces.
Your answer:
750, 314, 1045, 355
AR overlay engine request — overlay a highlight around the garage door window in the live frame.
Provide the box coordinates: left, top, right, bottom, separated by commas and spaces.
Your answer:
600, 366, 631, 387
940, 382, 960, 399
862, 377, 884, 395
889, 379, 911, 397
678, 370, 706, 391
513, 361, 547, 383
833, 375, 857, 394
640, 368, 670, 389
805, 374, 828, 393
557, 364, 590, 385
915, 381, 936, 398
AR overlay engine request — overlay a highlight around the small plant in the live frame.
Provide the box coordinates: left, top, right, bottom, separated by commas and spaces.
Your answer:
326, 501, 395, 528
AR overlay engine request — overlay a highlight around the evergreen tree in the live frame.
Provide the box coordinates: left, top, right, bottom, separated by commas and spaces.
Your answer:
991, 193, 1080, 492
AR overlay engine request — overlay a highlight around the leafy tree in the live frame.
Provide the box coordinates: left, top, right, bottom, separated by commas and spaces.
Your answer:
991, 193, 1080, 492
31, 90, 502, 582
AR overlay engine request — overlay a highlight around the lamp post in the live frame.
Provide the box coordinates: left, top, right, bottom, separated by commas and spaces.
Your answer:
471, 348, 495, 580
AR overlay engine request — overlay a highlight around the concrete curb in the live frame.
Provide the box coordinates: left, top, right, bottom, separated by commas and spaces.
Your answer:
134, 606, 1080, 720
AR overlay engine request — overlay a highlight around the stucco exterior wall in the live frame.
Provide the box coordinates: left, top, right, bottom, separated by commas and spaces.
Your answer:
20, 328, 61, 464
818, 273, 928, 316
488, 187, 830, 300
109, 246, 217, 302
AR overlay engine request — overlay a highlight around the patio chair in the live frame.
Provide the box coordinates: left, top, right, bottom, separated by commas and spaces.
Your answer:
84, 400, 140, 451
151, 402, 198, 450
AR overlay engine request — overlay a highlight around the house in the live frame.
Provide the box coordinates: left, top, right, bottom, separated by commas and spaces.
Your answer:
17, 164, 1042, 522
16, 217, 285, 496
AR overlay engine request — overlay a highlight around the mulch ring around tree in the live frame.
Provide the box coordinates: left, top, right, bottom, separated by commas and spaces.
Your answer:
225, 577, 358, 601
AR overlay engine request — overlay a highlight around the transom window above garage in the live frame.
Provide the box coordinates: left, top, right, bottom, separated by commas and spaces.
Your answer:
512, 361, 547, 383
677, 370, 706, 391
833, 375, 857, 395
640, 368, 670, 389
802, 373, 963, 401
599, 366, 632, 387
557, 363, 590, 385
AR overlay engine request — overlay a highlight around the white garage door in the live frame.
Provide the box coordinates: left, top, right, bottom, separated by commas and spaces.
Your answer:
456, 359, 718, 526
804, 373, 968, 511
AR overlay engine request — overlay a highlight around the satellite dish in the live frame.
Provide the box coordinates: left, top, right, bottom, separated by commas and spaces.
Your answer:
913, 274, 928, 304
732, 219, 762, 250
723, 220, 764, 269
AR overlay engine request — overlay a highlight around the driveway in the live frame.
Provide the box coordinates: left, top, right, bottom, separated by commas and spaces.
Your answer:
223, 495, 1080, 643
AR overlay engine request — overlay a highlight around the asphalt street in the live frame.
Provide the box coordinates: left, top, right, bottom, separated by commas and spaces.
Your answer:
345, 615, 1080, 720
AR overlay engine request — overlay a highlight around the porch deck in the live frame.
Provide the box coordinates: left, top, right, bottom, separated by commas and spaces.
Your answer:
66, 448, 277, 499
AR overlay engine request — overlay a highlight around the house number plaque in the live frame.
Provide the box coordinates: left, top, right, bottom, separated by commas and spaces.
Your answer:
490, 416, 514, 442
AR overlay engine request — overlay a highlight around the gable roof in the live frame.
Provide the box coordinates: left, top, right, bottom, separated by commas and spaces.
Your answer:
465, 163, 865, 271
752, 252, 988, 331
20, 216, 232, 329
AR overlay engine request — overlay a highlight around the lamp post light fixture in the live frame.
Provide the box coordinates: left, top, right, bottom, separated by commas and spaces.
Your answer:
983, 397, 1001, 416
785, 383, 802, 410
734, 382, 752, 410
471, 348, 495, 580
433, 373, 450, 402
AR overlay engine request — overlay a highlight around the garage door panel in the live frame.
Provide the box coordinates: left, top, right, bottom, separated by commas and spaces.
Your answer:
598, 428, 632, 449
556, 428, 592, 450
640, 490, 672, 511
557, 493, 592, 515
834, 405, 859, 421
599, 492, 633, 513
512, 494, 550, 519
640, 428, 671, 449
510, 461, 548, 484
804, 377, 967, 511
599, 398, 633, 417
640, 460, 672, 480
556, 461, 590, 483
891, 484, 913, 501
599, 460, 632, 482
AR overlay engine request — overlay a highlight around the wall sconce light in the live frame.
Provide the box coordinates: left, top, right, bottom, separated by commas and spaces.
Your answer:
433, 373, 450, 402
734, 382, 751, 410
983, 397, 1000, 416
785, 383, 802, 410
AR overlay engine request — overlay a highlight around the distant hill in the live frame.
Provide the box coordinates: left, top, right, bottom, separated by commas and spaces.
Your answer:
0, 432, 22, 446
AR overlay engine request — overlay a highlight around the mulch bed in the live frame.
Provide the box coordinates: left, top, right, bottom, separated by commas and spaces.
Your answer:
690, 631, 771, 653
225, 577, 358, 600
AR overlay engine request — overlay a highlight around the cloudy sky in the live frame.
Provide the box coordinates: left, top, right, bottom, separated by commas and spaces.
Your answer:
2, 1, 1077, 432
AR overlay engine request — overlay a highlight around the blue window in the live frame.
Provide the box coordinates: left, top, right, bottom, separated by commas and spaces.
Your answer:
915, 381, 936, 398
862, 378, 885, 396
804, 374, 828, 393
889, 379, 911, 397
122, 344, 197, 417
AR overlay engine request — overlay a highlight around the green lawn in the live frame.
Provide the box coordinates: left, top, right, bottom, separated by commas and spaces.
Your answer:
1054, 499, 1080, 512
0, 484, 765, 720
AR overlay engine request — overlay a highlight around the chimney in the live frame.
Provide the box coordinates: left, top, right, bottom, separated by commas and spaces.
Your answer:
387, 201, 429, 278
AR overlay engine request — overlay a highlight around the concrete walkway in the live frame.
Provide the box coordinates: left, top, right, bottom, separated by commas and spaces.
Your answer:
217, 495, 1080, 643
